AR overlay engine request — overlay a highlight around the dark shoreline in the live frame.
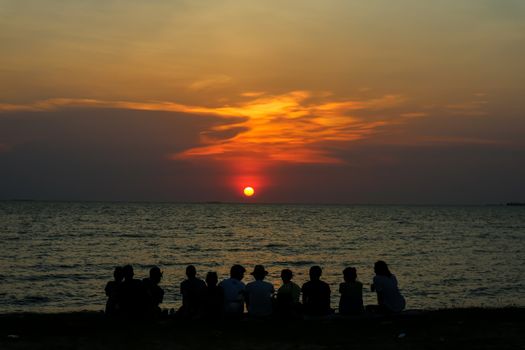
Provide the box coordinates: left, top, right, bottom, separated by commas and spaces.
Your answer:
1, 307, 523, 349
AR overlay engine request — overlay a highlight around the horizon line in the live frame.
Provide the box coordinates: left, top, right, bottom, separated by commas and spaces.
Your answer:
0, 199, 520, 207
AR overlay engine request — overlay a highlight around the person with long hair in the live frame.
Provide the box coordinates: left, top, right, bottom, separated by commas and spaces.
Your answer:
370, 260, 406, 313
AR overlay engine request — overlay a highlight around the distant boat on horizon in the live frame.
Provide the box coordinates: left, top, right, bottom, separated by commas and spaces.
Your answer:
506, 202, 525, 206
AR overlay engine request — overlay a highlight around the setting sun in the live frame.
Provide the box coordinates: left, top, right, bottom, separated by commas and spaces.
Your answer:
243, 186, 255, 197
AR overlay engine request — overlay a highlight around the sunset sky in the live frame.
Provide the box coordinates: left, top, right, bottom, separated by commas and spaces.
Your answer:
1, 0, 524, 203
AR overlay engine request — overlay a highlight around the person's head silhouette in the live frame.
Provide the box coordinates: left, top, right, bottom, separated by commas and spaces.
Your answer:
230, 264, 246, 281
114, 266, 124, 282
343, 267, 357, 282
250, 265, 268, 281
309, 265, 322, 281
281, 268, 293, 283
123, 265, 134, 281
186, 265, 197, 279
150, 266, 163, 284
206, 271, 218, 287
374, 261, 392, 277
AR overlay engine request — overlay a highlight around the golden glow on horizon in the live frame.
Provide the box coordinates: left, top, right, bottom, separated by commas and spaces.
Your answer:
243, 186, 255, 197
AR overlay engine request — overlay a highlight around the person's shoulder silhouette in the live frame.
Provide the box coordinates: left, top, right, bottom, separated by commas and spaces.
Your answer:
339, 267, 364, 315
179, 265, 206, 318
369, 261, 405, 313
277, 268, 301, 304
201, 271, 224, 319
119, 264, 146, 318
245, 265, 274, 318
301, 266, 331, 316
276, 268, 302, 318
143, 266, 164, 318
219, 264, 246, 318
105, 266, 124, 316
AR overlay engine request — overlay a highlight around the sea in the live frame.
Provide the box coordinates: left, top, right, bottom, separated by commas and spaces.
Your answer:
0, 201, 524, 313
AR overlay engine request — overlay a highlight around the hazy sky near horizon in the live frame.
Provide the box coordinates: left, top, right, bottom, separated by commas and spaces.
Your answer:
1, 0, 524, 203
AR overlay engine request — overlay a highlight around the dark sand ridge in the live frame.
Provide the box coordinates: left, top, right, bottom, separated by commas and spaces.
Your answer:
1, 308, 523, 349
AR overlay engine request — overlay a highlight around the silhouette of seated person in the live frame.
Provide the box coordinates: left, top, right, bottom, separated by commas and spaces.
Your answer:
368, 260, 406, 314
245, 265, 275, 318
179, 265, 206, 319
301, 265, 332, 316
105, 266, 124, 316
276, 268, 301, 318
200, 271, 224, 320
339, 267, 364, 315
142, 266, 164, 318
118, 264, 147, 319
218, 264, 246, 319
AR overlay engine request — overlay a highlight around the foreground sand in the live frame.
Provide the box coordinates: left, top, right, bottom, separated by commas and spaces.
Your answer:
1, 308, 523, 349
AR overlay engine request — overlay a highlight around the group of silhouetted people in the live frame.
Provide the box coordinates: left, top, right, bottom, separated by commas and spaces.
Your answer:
105, 261, 405, 320
104, 265, 164, 319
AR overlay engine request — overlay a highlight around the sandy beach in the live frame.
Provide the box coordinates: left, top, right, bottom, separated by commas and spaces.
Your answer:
1, 308, 523, 349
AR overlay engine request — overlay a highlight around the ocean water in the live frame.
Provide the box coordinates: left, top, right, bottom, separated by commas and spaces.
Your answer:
0, 202, 524, 313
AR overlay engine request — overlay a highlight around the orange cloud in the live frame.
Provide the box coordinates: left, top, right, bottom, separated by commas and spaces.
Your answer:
173, 91, 406, 164
0, 91, 411, 165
